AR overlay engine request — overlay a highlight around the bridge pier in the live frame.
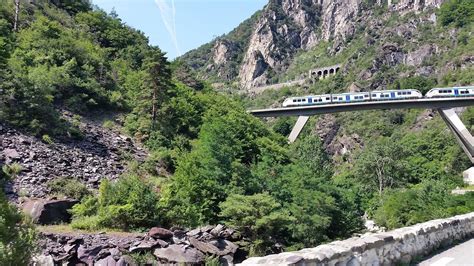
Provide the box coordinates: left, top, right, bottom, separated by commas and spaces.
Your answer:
288, 116, 309, 143
438, 108, 474, 164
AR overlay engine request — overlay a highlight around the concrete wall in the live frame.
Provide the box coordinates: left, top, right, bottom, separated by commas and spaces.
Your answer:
239, 212, 474, 266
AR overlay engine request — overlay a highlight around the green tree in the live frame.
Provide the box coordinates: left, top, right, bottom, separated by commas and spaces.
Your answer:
354, 137, 408, 196
220, 193, 295, 256
438, 0, 474, 27
161, 99, 273, 226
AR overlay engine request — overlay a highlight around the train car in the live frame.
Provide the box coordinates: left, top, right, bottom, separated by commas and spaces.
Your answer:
425, 86, 474, 98
371, 89, 422, 100
331, 92, 370, 103
282, 94, 332, 107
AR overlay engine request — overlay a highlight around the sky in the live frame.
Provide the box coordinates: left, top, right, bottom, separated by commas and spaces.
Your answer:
91, 0, 267, 60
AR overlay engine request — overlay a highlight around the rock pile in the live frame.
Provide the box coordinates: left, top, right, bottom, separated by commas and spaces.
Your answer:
0, 114, 147, 200
35, 224, 244, 266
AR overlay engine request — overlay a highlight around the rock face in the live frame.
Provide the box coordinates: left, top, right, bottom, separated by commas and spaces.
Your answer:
22, 199, 78, 225
0, 112, 147, 200
239, 0, 323, 89
184, 0, 449, 90
36, 224, 243, 265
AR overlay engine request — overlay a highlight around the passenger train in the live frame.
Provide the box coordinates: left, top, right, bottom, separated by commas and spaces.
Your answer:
282, 86, 474, 107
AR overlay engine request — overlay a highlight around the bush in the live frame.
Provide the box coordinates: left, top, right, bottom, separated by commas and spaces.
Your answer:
438, 0, 474, 27
71, 175, 161, 231
0, 193, 37, 265
42, 134, 54, 145
374, 181, 474, 229
2, 163, 23, 180
47, 177, 91, 200
220, 193, 294, 256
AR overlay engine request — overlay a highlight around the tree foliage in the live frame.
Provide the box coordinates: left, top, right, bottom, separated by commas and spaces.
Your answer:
0, 194, 37, 265
438, 0, 474, 27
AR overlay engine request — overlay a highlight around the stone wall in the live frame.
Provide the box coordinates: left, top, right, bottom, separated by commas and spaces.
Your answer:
240, 212, 474, 265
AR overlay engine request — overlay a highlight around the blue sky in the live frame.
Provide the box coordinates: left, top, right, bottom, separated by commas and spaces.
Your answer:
91, 0, 267, 60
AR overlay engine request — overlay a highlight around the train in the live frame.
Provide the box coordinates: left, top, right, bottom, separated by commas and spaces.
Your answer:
282, 86, 474, 107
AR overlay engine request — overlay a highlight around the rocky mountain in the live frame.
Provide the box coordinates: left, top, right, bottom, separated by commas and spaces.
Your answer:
181, 0, 450, 90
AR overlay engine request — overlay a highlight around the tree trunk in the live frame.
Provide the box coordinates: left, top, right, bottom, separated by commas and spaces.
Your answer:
13, 0, 20, 32
151, 86, 157, 129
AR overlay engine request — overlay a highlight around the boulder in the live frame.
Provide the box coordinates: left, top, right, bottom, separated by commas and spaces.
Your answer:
129, 239, 166, 253
463, 167, 474, 185
4, 148, 21, 160
32, 255, 54, 266
148, 227, 173, 239
77, 244, 103, 264
116, 255, 137, 266
154, 244, 204, 264
22, 199, 78, 225
189, 237, 238, 256
96, 255, 117, 266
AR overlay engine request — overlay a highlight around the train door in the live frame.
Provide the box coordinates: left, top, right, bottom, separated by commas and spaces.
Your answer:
454, 89, 459, 96
345, 95, 350, 102
308, 97, 312, 103
390, 92, 395, 98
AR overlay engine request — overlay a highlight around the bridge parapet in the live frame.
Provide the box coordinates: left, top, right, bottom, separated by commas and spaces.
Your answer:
239, 212, 474, 265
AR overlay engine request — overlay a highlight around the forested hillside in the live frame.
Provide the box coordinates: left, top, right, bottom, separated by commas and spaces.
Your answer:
0, 0, 473, 265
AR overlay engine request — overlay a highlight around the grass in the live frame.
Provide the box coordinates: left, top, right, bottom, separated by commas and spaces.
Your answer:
38, 224, 143, 237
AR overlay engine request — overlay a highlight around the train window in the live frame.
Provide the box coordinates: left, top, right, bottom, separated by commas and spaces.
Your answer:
397, 92, 401, 95
319, 99, 322, 102
365, 95, 369, 97
326, 97, 330, 100
372, 94, 376, 97
293, 100, 296, 102
408, 92, 411, 94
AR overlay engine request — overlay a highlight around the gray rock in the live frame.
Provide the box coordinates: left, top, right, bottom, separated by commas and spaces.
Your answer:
189, 237, 238, 256
148, 227, 173, 239
32, 255, 54, 266
96, 255, 117, 266
210, 224, 225, 237
4, 148, 21, 160
153, 244, 204, 264
77, 244, 103, 264
116, 255, 137, 266
129, 240, 163, 253
22, 199, 78, 225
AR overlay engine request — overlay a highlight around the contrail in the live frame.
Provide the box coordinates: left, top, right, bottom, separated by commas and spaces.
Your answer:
154, 0, 181, 56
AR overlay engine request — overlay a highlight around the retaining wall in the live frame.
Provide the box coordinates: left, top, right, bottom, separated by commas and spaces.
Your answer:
239, 212, 474, 265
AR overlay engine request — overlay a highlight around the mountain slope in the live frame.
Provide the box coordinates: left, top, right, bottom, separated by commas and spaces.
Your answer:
181, 0, 471, 91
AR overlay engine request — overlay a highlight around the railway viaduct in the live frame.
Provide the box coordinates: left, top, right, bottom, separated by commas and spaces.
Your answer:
249, 97, 474, 163
245, 97, 474, 265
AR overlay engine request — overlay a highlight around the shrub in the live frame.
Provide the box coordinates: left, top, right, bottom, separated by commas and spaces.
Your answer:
2, 163, 23, 180
102, 120, 115, 129
0, 193, 37, 265
374, 181, 474, 229
220, 193, 295, 256
42, 134, 54, 144
47, 177, 91, 200
71, 175, 161, 231
438, 0, 474, 27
